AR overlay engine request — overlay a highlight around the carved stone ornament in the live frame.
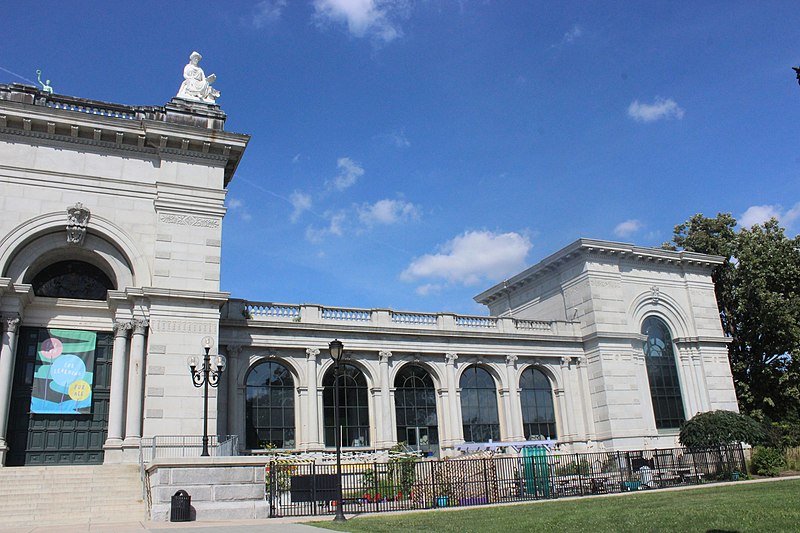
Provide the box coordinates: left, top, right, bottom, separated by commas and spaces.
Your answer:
66, 202, 90, 246
113, 321, 132, 337
132, 319, 149, 335
176, 51, 220, 104
445, 352, 458, 364
2, 316, 21, 334
306, 348, 320, 360
650, 285, 661, 306
378, 350, 392, 363
505, 354, 518, 366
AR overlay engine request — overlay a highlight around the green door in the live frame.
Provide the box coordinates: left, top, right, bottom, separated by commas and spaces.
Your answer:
6, 327, 112, 466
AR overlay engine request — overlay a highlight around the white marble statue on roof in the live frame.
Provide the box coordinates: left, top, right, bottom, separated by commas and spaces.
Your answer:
176, 51, 220, 104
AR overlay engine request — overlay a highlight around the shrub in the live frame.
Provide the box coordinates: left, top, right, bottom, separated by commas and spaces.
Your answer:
679, 410, 765, 450
750, 447, 786, 477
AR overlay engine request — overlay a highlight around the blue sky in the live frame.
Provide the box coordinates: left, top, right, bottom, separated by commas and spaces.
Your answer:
3, 1, 799, 314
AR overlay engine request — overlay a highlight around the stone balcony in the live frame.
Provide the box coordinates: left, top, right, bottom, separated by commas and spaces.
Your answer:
222, 299, 580, 338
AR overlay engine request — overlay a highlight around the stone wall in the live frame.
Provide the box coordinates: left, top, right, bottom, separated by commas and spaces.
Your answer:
147, 457, 268, 521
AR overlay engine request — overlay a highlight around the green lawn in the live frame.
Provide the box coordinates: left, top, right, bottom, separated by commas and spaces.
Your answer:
308, 478, 800, 533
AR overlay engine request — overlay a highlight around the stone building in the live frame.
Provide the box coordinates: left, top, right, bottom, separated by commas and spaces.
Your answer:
0, 82, 738, 467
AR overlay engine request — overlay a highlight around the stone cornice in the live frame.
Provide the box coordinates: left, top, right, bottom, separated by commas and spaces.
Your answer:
474, 238, 726, 305
0, 85, 249, 185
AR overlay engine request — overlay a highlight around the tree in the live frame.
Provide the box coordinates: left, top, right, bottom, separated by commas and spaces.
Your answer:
679, 410, 765, 450
668, 214, 800, 423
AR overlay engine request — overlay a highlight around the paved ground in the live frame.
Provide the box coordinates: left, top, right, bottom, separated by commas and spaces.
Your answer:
0, 517, 325, 533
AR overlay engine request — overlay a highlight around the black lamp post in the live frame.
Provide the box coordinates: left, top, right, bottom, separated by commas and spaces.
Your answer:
329, 339, 346, 523
188, 336, 226, 457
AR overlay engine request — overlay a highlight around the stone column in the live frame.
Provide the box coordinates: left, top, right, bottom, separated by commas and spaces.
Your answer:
504, 355, 523, 440
0, 316, 21, 458
105, 321, 131, 447
559, 357, 575, 442
224, 344, 242, 440
692, 346, 711, 412
677, 346, 699, 418
575, 358, 596, 441
378, 350, 393, 447
305, 348, 321, 450
123, 319, 148, 443
445, 353, 461, 445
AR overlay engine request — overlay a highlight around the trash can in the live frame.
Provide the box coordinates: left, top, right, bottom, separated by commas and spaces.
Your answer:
170, 490, 191, 522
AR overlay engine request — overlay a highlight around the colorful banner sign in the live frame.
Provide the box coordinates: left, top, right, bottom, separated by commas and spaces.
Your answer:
30, 329, 96, 414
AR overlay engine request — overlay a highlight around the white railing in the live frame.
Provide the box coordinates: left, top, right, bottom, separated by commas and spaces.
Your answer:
228, 301, 578, 337
321, 307, 371, 322
246, 303, 300, 320
391, 311, 437, 325
455, 315, 498, 328
46, 100, 139, 120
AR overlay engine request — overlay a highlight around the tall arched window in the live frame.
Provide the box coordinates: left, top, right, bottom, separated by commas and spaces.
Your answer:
394, 365, 438, 451
519, 367, 557, 440
642, 316, 685, 429
323, 363, 370, 447
31, 260, 114, 300
460, 365, 500, 443
245, 361, 295, 449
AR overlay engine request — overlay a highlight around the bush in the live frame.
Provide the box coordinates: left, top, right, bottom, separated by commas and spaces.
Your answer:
750, 447, 786, 477
679, 410, 765, 450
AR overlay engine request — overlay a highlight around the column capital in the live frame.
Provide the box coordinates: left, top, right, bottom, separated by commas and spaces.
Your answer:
378, 350, 392, 363
306, 347, 320, 360
2, 315, 21, 334
560, 356, 572, 368
445, 352, 458, 364
113, 321, 132, 337
505, 354, 518, 367
226, 344, 243, 357
131, 319, 149, 335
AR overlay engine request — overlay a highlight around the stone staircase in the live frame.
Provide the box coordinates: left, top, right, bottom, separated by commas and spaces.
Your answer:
0, 464, 146, 528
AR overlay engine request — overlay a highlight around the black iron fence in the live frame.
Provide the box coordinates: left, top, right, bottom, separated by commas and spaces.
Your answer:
267, 444, 746, 518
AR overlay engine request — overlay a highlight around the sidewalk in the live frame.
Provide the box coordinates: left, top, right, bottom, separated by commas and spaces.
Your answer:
0, 516, 325, 533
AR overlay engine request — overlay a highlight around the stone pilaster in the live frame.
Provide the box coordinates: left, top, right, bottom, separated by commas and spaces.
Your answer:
305, 348, 322, 450
105, 321, 132, 448
0, 316, 21, 463
123, 319, 148, 444
378, 350, 393, 447
504, 355, 523, 440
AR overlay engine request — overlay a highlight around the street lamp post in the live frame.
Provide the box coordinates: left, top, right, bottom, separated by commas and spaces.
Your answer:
329, 339, 346, 523
188, 336, 226, 457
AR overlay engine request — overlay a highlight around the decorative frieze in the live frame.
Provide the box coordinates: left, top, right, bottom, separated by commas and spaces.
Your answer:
150, 320, 214, 334
158, 213, 220, 228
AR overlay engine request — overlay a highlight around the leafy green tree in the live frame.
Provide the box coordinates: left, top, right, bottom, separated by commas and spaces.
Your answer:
668, 214, 800, 422
679, 410, 765, 450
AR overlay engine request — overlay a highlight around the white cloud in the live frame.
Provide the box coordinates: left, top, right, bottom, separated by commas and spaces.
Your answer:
305, 211, 346, 243
330, 157, 364, 191
389, 130, 410, 148
401, 230, 532, 287
313, 0, 405, 43
560, 24, 582, 44
252, 0, 286, 28
226, 197, 252, 221
358, 199, 420, 225
614, 219, 643, 238
289, 191, 312, 222
739, 202, 800, 228
628, 97, 685, 123
415, 283, 441, 296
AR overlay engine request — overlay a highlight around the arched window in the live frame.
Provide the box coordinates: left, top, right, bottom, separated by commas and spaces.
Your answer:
519, 367, 557, 440
31, 260, 114, 300
245, 361, 295, 449
642, 316, 685, 429
323, 363, 369, 447
394, 365, 438, 451
460, 365, 500, 443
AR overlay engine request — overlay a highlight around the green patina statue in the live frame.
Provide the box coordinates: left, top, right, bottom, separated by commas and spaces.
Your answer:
36, 69, 53, 94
